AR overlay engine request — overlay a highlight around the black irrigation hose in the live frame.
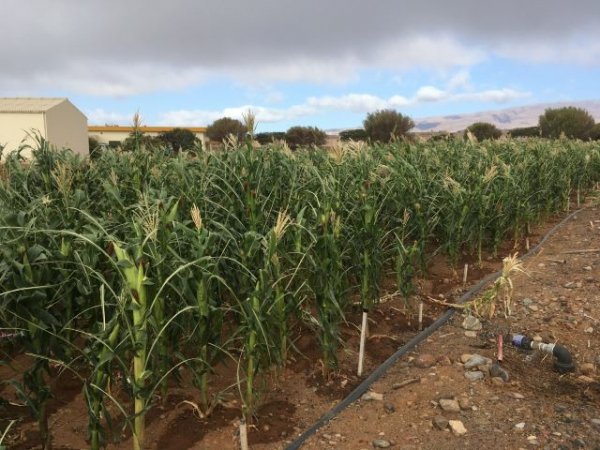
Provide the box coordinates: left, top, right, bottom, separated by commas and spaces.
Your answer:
286, 208, 583, 450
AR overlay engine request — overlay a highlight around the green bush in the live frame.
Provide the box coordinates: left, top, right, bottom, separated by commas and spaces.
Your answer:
255, 132, 286, 145
464, 122, 502, 141
363, 109, 414, 143
285, 126, 327, 149
158, 128, 199, 152
206, 117, 246, 142
509, 126, 540, 138
539, 107, 595, 139
588, 123, 600, 141
339, 129, 368, 141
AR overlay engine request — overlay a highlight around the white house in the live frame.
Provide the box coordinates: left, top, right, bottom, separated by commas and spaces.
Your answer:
0, 98, 88, 160
88, 125, 207, 148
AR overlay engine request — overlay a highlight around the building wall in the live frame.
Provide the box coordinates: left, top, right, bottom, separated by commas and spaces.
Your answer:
45, 100, 89, 157
89, 127, 207, 148
0, 113, 46, 160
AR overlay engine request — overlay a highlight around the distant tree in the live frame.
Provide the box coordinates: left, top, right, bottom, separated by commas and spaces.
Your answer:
285, 126, 327, 149
588, 123, 600, 141
339, 129, 368, 141
206, 117, 245, 142
464, 122, 502, 141
363, 109, 414, 143
508, 126, 540, 138
539, 107, 595, 139
121, 132, 161, 151
255, 132, 286, 145
158, 128, 199, 152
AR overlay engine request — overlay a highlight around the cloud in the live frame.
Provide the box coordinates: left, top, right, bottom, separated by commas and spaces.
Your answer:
1, 0, 598, 95
156, 85, 530, 126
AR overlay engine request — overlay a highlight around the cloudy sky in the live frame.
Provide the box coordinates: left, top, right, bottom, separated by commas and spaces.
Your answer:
3, 0, 600, 131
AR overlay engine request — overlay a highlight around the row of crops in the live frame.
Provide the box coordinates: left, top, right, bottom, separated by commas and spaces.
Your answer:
1, 137, 599, 449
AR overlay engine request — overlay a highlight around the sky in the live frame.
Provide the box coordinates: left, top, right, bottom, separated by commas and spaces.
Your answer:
2, 0, 600, 132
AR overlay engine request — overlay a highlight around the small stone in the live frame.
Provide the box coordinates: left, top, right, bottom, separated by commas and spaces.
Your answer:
464, 371, 484, 381
491, 376, 505, 385
458, 397, 471, 410
362, 391, 384, 401
372, 439, 391, 448
591, 418, 600, 427
433, 415, 449, 430
439, 399, 461, 412
573, 438, 586, 448
448, 420, 467, 436
584, 327, 594, 333
522, 298, 533, 306
515, 422, 526, 430
527, 435, 539, 445
464, 330, 477, 338
263, 425, 270, 432
464, 354, 492, 369
511, 392, 525, 399
578, 375, 595, 383
532, 335, 543, 342
437, 355, 452, 366
490, 364, 510, 381
583, 266, 592, 271
528, 305, 539, 312
462, 315, 482, 331
384, 402, 395, 413
460, 354, 473, 364
580, 363, 595, 375
415, 353, 436, 368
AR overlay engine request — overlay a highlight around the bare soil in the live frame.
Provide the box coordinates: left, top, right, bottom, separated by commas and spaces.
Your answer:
2, 203, 600, 450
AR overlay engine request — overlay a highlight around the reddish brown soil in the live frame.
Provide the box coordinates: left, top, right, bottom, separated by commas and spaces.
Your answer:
2, 201, 599, 449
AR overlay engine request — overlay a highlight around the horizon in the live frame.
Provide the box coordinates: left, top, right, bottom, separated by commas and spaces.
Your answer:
2, 1, 599, 132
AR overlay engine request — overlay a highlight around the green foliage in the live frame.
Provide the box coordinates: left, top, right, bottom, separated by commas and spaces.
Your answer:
255, 132, 286, 145
158, 128, 199, 152
339, 128, 368, 141
465, 122, 502, 141
587, 123, 600, 141
285, 126, 327, 149
363, 109, 414, 143
206, 117, 245, 142
539, 106, 595, 139
509, 126, 540, 138
121, 131, 161, 151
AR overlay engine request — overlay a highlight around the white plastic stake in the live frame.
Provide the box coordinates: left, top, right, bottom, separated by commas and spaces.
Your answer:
418, 302, 423, 331
240, 418, 249, 450
357, 311, 368, 376
525, 237, 530, 251
462, 264, 468, 285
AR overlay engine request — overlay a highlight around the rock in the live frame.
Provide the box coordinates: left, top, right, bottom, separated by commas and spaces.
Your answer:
362, 391, 384, 401
462, 315, 482, 331
584, 327, 594, 333
372, 439, 391, 448
522, 298, 533, 306
464, 330, 477, 338
511, 392, 525, 399
528, 304, 539, 312
439, 398, 461, 412
591, 418, 600, 427
460, 354, 473, 364
583, 266, 592, 271
578, 375, 595, 383
384, 402, 395, 413
415, 353, 436, 368
464, 371, 484, 381
491, 376, 505, 385
433, 415, 449, 430
490, 363, 510, 381
527, 435, 539, 445
580, 363, 595, 375
464, 354, 492, 369
572, 438, 586, 448
458, 397, 471, 410
515, 422, 525, 431
437, 355, 452, 366
448, 420, 467, 436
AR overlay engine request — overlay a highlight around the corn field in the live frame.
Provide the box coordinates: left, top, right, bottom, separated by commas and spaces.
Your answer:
1, 136, 599, 449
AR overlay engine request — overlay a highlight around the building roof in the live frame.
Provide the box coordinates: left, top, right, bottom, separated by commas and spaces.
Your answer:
89, 125, 207, 133
0, 97, 68, 113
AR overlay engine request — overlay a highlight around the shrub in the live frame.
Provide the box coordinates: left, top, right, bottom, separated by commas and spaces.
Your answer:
464, 122, 502, 141
158, 128, 199, 152
539, 107, 595, 139
588, 123, 600, 141
339, 129, 368, 141
285, 126, 327, 149
509, 126, 540, 138
363, 109, 414, 143
255, 132, 286, 145
206, 117, 246, 142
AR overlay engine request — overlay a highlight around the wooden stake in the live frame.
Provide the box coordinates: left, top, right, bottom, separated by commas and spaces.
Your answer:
240, 418, 249, 450
357, 310, 368, 377
418, 302, 423, 331
525, 237, 530, 251
462, 264, 468, 285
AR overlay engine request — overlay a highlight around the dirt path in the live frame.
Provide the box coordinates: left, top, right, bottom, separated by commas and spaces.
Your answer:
293, 206, 600, 450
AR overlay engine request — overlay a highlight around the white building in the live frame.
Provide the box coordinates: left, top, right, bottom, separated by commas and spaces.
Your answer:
88, 126, 207, 148
0, 98, 89, 160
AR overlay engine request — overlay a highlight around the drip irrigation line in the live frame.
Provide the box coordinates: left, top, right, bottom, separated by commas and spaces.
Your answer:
286, 208, 583, 450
